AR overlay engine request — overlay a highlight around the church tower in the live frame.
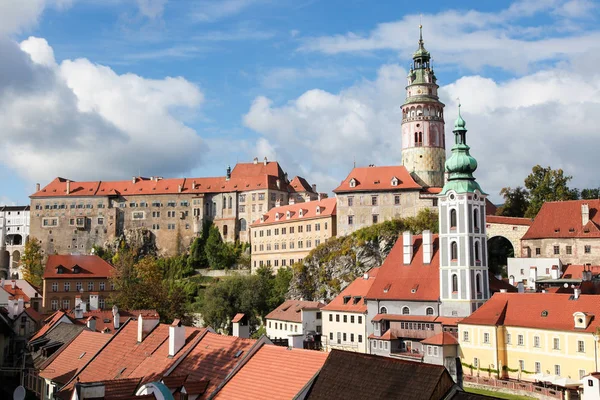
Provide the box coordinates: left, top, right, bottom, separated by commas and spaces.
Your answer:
401, 26, 446, 188
438, 105, 489, 317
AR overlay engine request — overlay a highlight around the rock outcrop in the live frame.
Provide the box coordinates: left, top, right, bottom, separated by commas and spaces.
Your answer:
104, 228, 157, 257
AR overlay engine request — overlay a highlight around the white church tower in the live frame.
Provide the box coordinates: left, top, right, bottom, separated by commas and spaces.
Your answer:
438, 105, 489, 317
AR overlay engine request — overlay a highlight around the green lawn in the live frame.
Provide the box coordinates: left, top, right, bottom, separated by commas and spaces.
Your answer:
465, 387, 536, 400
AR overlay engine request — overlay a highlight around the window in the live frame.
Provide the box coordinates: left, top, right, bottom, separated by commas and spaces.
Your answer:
394, 195, 400, 205
358, 316, 362, 324
132, 211, 145, 220
372, 214, 378, 224
88, 282, 94, 291
534, 336, 540, 348
97, 217, 104, 225
282, 227, 286, 234
483, 333, 490, 344
402, 306, 410, 315
578, 340, 585, 353
51, 300, 58, 311
553, 245, 560, 255
553, 338, 560, 350
463, 331, 469, 342
473, 357, 478, 367
343, 315, 347, 323
76, 282, 82, 291
329, 332, 333, 341
474, 242, 481, 262
316, 312, 322, 320
62, 299, 70, 309
426, 307, 434, 316
64, 283, 70, 292
343, 333, 347, 342
518, 334, 524, 346
535, 362, 541, 374
506, 334, 511, 344
167, 201, 176, 207
554, 365, 561, 376
99, 282, 105, 291
336, 314, 340, 322
585, 245, 592, 254
451, 242, 458, 260
350, 315, 355, 323
358, 335, 363, 343
580, 369, 587, 379
519, 360, 525, 371
348, 215, 354, 225
329, 314, 332, 322
535, 247, 541, 255
52, 283, 58, 292
450, 209, 457, 229
473, 208, 479, 231
380, 307, 387, 314
289, 227, 294, 234
566, 245, 572, 255
348, 197, 354, 207
452, 274, 458, 292
371, 196, 378, 206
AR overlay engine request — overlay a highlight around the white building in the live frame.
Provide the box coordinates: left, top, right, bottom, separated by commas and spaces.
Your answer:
0, 205, 30, 278
507, 257, 562, 289
322, 268, 377, 353
265, 300, 324, 348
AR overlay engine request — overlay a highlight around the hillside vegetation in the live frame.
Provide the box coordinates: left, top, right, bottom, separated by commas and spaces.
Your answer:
289, 208, 438, 301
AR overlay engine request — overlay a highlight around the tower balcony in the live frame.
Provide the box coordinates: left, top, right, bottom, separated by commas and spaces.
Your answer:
402, 115, 443, 123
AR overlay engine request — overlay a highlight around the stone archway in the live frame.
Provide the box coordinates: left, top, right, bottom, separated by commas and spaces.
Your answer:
485, 216, 532, 258
11, 250, 21, 274
487, 236, 514, 277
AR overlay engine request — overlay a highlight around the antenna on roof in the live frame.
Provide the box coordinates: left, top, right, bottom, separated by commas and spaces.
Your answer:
353, 156, 356, 168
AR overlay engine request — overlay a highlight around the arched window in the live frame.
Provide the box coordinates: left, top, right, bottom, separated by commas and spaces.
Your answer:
380, 306, 388, 314
239, 218, 247, 231
228, 196, 232, 209
473, 208, 479, 231
223, 225, 228, 237
451, 241, 458, 260
452, 274, 458, 293
450, 209, 457, 229
402, 306, 410, 315
474, 241, 480, 262
222, 197, 226, 210
426, 307, 434, 316
476, 273, 482, 294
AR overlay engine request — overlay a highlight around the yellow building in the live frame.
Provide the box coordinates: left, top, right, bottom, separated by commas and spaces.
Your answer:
459, 292, 600, 385
249, 197, 337, 273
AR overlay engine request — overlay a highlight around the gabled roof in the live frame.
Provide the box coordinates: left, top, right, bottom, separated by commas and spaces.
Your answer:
522, 199, 600, 239
251, 197, 336, 227
322, 269, 378, 313
231, 313, 245, 323
288, 176, 316, 194
31, 322, 87, 369
66, 309, 159, 334
333, 166, 422, 193
420, 332, 459, 346
40, 330, 111, 384
213, 344, 328, 400
30, 310, 73, 342
459, 292, 600, 333
43, 255, 115, 279
562, 264, 600, 279
366, 235, 440, 301
305, 350, 456, 400
488, 275, 518, 293
486, 215, 533, 226
1, 282, 32, 302
265, 300, 326, 323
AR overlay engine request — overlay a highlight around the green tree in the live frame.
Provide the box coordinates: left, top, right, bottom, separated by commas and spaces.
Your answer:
524, 165, 578, 218
22, 237, 44, 288
204, 225, 239, 269
581, 188, 600, 200
496, 186, 530, 217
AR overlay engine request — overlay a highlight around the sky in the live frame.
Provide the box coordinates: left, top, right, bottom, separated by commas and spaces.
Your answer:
1, 0, 599, 205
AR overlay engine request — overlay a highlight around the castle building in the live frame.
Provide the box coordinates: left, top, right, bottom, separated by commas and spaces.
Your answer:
29, 159, 317, 256
0, 205, 30, 279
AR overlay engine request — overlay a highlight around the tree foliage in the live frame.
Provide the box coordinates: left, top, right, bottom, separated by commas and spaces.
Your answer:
22, 237, 44, 288
204, 224, 248, 270
581, 188, 600, 200
523, 165, 578, 218
496, 186, 529, 217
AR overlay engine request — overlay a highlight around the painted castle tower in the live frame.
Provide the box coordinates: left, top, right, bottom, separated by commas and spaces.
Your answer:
401, 26, 446, 188
438, 105, 489, 317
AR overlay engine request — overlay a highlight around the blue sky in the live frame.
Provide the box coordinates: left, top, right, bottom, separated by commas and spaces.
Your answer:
1, 0, 600, 204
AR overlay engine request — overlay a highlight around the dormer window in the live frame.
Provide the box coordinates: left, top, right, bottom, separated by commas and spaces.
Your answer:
275, 213, 280, 221
353, 296, 361, 305
299, 209, 304, 217
391, 177, 399, 187
72, 265, 81, 273
343, 296, 351, 305
349, 178, 357, 188
260, 215, 265, 223
316, 206, 321, 215
286, 211, 291, 219
573, 312, 592, 329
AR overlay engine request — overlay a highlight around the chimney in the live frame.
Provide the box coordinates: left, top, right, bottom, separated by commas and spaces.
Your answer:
551, 265, 559, 280
75, 295, 82, 309
89, 294, 99, 311
232, 314, 250, 339
7, 298, 15, 319
137, 314, 144, 343
66, 180, 71, 195
80, 300, 87, 313
529, 266, 537, 289
17, 297, 24, 316
169, 319, 186, 357
403, 231, 413, 265
11, 280, 16, 290
74, 306, 83, 320
284, 172, 288, 183
178, 184, 182, 193
582, 204, 590, 226
574, 288, 581, 299
112, 305, 120, 330
192, 180, 196, 189
253, 157, 258, 164
517, 282, 524, 293
137, 313, 159, 343
36, 183, 40, 192
226, 165, 231, 181
422, 230, 432, 264
289, 197, 295, 205
500, 289, 507, 293
263, 157, 268, 165
132, 176, 136, 184
312, 184, 317, 193
86, 316, 96, 331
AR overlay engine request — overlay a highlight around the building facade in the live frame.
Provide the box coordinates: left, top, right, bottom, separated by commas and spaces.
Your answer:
521, 200, 600, 265
401, 25, 446, 188
507, 257, 562, 289
321, 268, 377, 353
30, 159, 316, 256
250, 197, 336, 273
459, 293, 600, 385
265, 300, 325, 348
0, 206, 30, 278
42, 255, 115, 312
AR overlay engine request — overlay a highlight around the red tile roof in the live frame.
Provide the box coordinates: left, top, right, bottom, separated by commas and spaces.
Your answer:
265, 300, 326, 323
43, 255, 115, 279
322, 269, 378, 313
31, 161, 293, 198
333, 166, 422, 193
213, 344, 328, 400
251, 197, 336, 226
24, 307, 44, 322
420, 332, 458, 346
489, 275, 518, 293
562, 265, 600, 279
2, 283, 31, 302
460, 292, 600, 333
231, 313, 245, 323
288, 176, 315, 193
30, 310, 73, 342
366, 235, 440, 301
522, 199, 600, 239
486, 215, 533, 226
67, 309, 159, 333
40, 330, 111, 384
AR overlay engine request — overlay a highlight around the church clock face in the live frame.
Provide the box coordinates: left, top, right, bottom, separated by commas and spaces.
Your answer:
417, 89, 422, 94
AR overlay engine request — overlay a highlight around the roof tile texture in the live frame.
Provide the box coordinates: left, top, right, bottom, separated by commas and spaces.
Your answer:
522, 199, 600, 239
44, 255, 115, 279
322, 269, 378, 313
265, 300, 326, 323
251, 197, 336, 226
334, 166, 422, 193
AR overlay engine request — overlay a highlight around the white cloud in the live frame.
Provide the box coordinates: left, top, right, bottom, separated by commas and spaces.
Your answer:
0, 36, 204, 184
0, 0, 45, 35
136, 0, 168, 19
244, 60, 600, 201
192, 0, 259, 22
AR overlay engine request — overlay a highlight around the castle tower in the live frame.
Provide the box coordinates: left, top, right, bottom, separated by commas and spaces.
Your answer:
438, 105, 489, 317
401, 26, 446, 188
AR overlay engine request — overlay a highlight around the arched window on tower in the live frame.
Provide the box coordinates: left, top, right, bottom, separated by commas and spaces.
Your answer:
451, 241, 458, 261
222, 197, 226, 210
452, 274, 458, 293
223, 225, 228, 237
228, 196, 233, 209
239, 218, 247, 231
450, 209, 457, 230
475, 241, 480, 262
476, 273, 482, 297
473, 208, 479, 231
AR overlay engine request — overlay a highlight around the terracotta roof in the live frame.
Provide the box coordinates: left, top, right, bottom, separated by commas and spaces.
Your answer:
32, 323, 87, 369
322, 269, 378, 313
489, 275, 518, 293
434, 317, 463, 327
213, 344, 328, 400
40, 330, 111, 384
333, 166, 422, 193
2, 283, 31, 302
420, 332, 459, 346
43, 255, 115, 279
31, 161, 290, 198
231, 313, 245, 323
459, 292, 600, 333
265, 300, 326, 323
522, 199, 600, 239
30, 310, 73, 342
421, 187, 442, 194
562, 265, 600, 279
24, 307, 44, 322
66, 309, 159, 334
251, 197, 336, 226
486, 215, 533, 226
288, 176, 315, 193
168, 332, 257, 398
305, 349, 457, 400
372, 314, 437, 323
366, 235, 440, 301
